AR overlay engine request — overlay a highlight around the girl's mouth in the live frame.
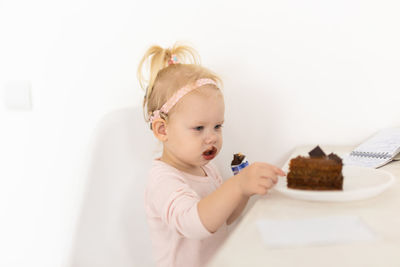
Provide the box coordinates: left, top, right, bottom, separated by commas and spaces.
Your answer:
202, 146, 217, 160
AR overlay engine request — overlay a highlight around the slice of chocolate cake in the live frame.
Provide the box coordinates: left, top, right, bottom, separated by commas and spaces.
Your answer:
287, 146, 343, 190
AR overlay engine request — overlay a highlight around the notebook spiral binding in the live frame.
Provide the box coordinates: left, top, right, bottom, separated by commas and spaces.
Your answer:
350, 151, 391, 159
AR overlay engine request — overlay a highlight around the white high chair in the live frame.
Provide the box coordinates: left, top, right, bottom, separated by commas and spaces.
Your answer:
68, 107, 242, 267
68, 107, 157, 267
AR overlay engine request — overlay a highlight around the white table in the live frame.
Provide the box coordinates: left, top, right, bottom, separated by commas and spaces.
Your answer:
208, 146, 400, 267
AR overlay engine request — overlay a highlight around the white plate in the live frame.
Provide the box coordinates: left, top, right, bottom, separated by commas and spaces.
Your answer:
274, 165, 395, 202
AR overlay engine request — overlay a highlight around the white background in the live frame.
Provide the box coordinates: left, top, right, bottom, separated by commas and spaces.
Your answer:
1, 0, 399, 266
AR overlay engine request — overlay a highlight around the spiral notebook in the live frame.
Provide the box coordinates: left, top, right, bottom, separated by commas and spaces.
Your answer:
344, 128, 400, 168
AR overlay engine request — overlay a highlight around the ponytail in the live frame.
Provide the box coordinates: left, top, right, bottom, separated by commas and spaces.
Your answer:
137, 43, 221, 123
137, 43, 200, 106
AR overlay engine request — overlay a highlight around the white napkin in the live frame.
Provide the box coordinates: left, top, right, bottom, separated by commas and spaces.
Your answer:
256, 216, 376, 248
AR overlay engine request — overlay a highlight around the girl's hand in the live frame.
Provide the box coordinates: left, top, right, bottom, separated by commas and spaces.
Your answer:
234, 162, 286, 197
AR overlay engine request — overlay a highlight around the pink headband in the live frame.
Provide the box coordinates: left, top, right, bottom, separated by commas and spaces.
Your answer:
150, 78, 217, 123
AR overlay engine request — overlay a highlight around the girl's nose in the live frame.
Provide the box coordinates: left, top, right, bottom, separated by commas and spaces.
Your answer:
205, 131, 218, 144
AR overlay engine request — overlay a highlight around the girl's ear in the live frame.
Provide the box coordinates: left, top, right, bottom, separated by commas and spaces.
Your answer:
152, 119, 168, 142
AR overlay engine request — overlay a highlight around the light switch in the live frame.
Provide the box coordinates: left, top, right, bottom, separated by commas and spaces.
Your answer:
4, 80, 32, 110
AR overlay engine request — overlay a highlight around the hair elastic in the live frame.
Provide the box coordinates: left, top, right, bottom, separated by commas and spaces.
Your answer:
168, 54, 179, 65
149, 78, 217, 123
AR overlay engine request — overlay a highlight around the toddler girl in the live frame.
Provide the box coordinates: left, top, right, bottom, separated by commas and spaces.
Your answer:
138, 43, 285, 267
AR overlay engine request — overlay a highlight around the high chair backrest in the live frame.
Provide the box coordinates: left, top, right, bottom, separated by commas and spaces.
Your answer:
68, 107, 157, 267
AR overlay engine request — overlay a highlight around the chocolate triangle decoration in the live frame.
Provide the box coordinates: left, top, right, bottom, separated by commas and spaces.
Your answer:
328, 153, 343, 164
308, 145, 326, 158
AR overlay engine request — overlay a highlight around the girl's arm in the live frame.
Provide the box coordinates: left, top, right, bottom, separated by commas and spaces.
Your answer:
197, 176, 244, 233
197, 162, 284, 233
226, 195, 249, 225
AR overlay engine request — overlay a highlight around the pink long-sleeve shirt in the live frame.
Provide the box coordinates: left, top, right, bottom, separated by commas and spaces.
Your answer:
145, 159, 229, 267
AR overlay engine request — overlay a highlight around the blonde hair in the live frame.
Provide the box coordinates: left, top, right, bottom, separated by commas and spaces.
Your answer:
137, 43, 222, 123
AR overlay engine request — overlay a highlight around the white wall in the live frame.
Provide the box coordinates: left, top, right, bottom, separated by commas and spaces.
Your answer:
1, 0, 399, 266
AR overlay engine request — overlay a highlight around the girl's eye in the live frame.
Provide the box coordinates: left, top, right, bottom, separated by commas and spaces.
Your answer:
194, 126, 204, 131
215, 124, 223, 130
